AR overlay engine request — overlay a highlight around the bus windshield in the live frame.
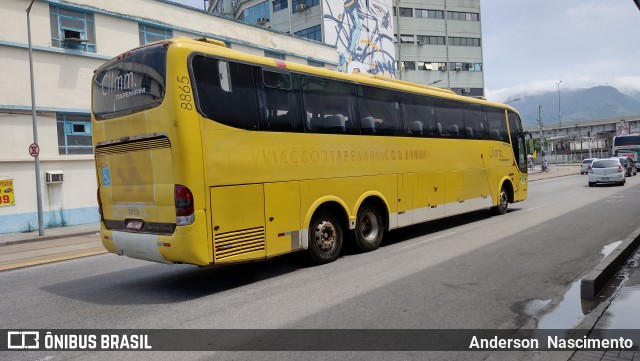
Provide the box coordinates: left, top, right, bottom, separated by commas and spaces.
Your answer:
613, 135, 640, 147
92, 43, 167, 120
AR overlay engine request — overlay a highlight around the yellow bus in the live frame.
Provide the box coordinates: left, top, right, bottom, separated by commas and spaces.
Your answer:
91, 37, 528, 266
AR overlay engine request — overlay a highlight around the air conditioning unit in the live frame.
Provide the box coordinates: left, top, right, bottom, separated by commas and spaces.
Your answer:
257, 17, 268, 25
438, 65, 447, 71
45, 170, 64, 184
463, 88, 471, 93
296, 3, 308, 12
416, 40, 424, 45
454, 66, 462, 71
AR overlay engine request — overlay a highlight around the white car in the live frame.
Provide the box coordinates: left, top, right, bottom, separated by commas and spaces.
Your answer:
580, 158, 596, 175
588, 158, 625, 187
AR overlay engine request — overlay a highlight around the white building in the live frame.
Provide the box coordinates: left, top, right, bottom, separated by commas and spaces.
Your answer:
0, 0, 337, 234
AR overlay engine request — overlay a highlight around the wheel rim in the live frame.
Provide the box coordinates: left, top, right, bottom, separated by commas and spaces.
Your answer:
314, 220, 337, 251
359, 211, 380, 242
499, 190, 508, 212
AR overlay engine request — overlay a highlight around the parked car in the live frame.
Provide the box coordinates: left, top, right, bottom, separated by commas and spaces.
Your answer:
588, 158, 625, 187
617, 156, 637, 176
580, 158, 596, 175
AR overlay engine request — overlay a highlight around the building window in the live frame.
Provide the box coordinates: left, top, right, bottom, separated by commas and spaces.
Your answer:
401, 61, 416, 71
400, 34, 415, 44
447, 11, 479, 21
416, 9, 444, 19
49, 5, 96, 52
417, 35, 445, 45
448, 37, 481, 47
139, 24, 172, 45
399, 7, 413, 17
265, 50, 286, 60
273, 0, 288, 12
451, 88, 484, 97
449, 62, 483, 71
295, 25, 322, 42
417, 61, 447, 71
240, 1, 270, 25
57, 114, 93, 155
292, 0, 319, 12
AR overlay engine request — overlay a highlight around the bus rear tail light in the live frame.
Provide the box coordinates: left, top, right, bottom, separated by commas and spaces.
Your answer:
175, 184, 194, 226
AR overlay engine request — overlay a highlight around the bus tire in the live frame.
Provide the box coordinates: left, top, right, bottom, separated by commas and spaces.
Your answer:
491, 186, 509, 215
354, 203, 384, 252
306, 210, 343, 264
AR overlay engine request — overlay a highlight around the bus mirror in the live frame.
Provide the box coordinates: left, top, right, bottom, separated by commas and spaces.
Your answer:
219, 61, 232, 92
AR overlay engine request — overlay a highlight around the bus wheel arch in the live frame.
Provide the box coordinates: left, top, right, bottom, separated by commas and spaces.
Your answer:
353, 196, 388, 252
492, 179, 514, 215
304, 200, 349, 264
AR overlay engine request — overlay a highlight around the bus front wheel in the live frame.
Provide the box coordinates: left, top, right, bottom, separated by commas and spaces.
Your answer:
354, 204, 384, 252
306, 211, 343, 264
491, 186, 509, 215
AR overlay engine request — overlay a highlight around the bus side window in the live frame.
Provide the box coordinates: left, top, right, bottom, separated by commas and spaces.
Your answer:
301, 76, 357, 134
191, 56, 259, 130
485, 106, 508, 143
435, 99, 465, 138
357, 85, 402, 136
401, 92, 436, 137
258, 70, 302, 132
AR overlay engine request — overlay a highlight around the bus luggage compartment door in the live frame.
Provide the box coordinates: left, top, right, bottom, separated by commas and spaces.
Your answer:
210, 185, 266, 263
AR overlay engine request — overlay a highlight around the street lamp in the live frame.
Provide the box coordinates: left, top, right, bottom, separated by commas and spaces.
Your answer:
505, 97, 521, 104
555, 80, 562, 128
428, 80, 442, 86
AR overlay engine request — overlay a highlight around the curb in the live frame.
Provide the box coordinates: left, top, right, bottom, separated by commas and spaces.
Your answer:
581, 225, 640, 299
0, 231, 99, 248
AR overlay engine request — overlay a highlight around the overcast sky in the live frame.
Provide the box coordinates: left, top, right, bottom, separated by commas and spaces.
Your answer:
172, 0, 640, 102
482, 0, 640, 102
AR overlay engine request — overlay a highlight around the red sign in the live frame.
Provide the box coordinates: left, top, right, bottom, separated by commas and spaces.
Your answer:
29, 143, 39, 157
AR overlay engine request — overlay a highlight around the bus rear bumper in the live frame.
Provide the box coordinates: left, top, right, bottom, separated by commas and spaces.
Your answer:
99, 210, 210, 265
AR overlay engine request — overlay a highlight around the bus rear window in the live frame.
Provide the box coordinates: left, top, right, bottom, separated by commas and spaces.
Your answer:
92, 44, 167, 120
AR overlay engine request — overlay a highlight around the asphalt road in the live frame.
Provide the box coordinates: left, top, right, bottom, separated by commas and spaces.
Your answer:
2, 174, 640, 361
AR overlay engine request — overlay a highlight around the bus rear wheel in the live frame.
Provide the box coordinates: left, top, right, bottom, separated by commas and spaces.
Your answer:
491, 186, 509, 215
306, 210, 343, 264
354, 204, 384, 252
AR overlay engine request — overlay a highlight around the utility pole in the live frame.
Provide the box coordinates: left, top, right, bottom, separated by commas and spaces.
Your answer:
537, 105, 546, 172
26, 0, 44, 236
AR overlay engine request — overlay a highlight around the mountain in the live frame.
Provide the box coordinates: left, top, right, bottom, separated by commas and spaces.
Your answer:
504, 86, 640, 127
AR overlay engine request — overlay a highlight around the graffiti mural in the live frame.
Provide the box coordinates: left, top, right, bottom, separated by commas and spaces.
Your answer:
323, 0, 396, 77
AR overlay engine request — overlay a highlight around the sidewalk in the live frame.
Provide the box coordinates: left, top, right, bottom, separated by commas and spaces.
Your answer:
0, 222, 103, 271
528, 163, 580, 182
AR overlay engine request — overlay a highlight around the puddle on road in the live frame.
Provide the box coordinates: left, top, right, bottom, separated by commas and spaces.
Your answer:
597, 249, 640, 329
523, 240, 628, 330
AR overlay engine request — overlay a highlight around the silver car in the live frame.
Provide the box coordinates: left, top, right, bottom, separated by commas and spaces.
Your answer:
588, 158, 625, 187
580, 158, 596, 174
